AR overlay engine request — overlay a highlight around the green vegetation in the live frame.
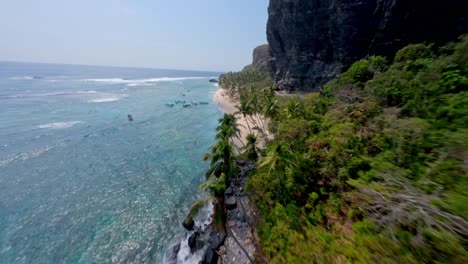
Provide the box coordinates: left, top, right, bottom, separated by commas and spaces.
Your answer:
219, 68, 272, 100
241, 36, 468, 263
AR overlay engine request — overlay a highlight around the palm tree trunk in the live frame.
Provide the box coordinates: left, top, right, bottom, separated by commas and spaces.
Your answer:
243, 114, 252, 134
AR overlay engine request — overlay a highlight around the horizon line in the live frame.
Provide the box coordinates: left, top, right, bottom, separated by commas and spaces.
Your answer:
0, 59, 225, 74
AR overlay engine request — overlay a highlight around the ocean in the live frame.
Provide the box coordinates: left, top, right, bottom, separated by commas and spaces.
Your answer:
0, 62, 221, 263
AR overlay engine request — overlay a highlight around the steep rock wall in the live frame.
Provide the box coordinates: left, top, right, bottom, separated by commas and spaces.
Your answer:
267, 0, 468, 91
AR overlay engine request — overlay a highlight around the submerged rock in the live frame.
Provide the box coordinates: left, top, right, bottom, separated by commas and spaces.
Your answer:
164, 242, 180, 264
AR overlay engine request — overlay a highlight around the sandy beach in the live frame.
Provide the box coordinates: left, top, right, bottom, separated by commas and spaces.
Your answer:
213, 87, 267, 150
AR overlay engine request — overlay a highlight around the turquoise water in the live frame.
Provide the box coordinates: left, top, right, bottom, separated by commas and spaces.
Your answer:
0, 62, 221, 263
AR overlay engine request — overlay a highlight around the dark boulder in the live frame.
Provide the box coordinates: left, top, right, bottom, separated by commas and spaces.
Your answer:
267, 0, 468, 92
188, 232, 198, 252
182, 215, 195, 230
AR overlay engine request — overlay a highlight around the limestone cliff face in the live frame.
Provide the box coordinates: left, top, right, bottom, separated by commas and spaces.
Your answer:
267, 0, 468, 92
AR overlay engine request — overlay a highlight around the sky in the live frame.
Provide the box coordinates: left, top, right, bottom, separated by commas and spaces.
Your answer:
0, 0, 269, 72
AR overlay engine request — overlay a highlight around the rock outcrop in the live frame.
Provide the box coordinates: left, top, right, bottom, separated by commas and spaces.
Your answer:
267, 0, 468, 92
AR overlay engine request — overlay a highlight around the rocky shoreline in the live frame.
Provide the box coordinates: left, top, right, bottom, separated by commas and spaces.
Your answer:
218, 160, 267, 264
164, 160, 265, 264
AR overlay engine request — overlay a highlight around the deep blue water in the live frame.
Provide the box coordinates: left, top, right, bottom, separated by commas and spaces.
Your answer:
0, 62, 221, 263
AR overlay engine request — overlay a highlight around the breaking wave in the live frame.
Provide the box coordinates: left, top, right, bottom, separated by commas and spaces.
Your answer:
87, 94, 128, 103
0, 146, 53, 167
36, 121, 83, 129
0, 91, 98, 99
83, 77, 212, 87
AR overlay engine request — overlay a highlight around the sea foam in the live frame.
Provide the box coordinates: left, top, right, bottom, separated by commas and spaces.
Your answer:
83, 77, 212, 87
37, 121, 83, 129
87, 94, 128, 103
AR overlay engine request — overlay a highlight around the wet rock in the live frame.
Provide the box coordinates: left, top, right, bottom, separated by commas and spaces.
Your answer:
188, 232, 198, 252
201, 247, 217, 264
164, 242, 180, 264
182, 215, 194, 231
225, 197, 237, 210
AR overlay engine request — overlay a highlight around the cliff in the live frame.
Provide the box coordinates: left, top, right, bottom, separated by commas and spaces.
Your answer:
267, 0, 468, 92
243, 44, 269, 72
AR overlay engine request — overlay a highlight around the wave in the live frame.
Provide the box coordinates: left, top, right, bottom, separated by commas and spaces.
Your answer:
83, 77, 212, 87
0, 90, 98, 99
8, 76, 40, 80
0, 146, 53, 167
87, 94, 128, 103
36, 121, 83, 129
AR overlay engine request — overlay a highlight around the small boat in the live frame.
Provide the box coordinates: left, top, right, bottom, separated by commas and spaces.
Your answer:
191, 101, 198, 106
199, 101, 209, 105
127, 114, 134, 121
183, 103, 191, 108
165, 103, 174, 107
175, 100, 186, 104
180, 93, 186, 96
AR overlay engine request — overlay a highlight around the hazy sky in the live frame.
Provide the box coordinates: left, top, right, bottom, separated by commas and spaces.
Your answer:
0, 0, 269, 72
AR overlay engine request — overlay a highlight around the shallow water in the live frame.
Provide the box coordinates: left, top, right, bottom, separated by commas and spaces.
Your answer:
0, 62, 221, 263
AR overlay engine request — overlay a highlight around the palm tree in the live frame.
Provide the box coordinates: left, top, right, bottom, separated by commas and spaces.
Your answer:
203, 138, 236, 181
216, 113, 245, 148
285, 101, 302, 119
243, 134, 258, 161
235, 99, 253, 134
263, 96, 279, 121
258, 143, 296, 198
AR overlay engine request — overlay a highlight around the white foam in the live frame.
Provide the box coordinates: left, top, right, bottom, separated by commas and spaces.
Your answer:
83, 77, 212, 87
87, 94, 128, 103
0, 146, 53, 167
0, 90, 98, 99
37, 121, 83, 129
9, 76, 34, 80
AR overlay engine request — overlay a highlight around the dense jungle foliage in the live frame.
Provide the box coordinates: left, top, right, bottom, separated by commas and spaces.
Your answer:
239, 37, 468, 263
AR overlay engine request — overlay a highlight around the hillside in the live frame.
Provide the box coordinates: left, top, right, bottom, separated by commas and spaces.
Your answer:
245, 36, 468, 263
